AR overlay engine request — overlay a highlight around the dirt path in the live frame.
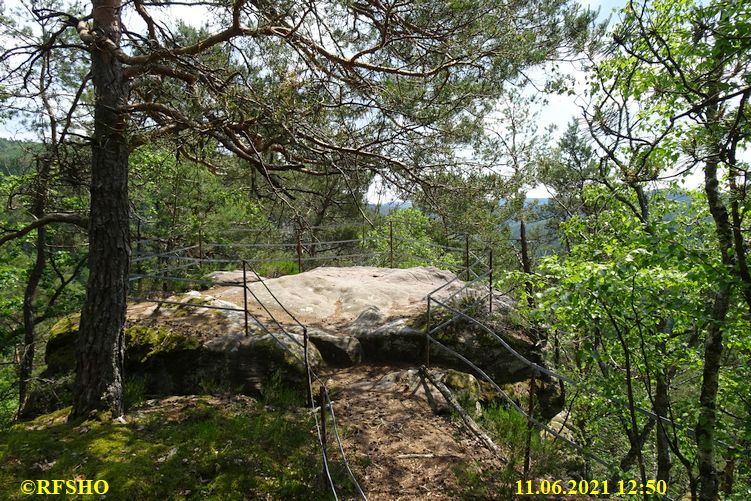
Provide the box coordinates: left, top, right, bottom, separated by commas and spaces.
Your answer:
322, 365, 502, 500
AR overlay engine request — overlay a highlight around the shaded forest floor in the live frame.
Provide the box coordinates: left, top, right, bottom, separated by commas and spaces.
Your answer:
322, 364, 612, 501
0, 383, 616, 500
323, 364, 502, 500
0, 395, 332, 500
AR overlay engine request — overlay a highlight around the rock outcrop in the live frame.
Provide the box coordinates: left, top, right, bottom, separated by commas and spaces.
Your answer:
37, 266, 548, 418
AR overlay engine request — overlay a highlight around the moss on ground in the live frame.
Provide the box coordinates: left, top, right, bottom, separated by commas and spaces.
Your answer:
0, 396, 332, 500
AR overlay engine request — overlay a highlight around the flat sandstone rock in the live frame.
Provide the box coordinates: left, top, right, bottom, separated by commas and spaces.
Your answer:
208, 266, 466, 329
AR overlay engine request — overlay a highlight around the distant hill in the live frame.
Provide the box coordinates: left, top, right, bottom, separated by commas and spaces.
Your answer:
368, 198, 549, 217
0, 138, 39, 176
367, 201, 412, 215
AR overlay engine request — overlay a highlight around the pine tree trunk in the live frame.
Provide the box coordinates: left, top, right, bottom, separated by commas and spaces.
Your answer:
19, 52, 55, 416
519, 218, 533, 308
71, 0, 129, 419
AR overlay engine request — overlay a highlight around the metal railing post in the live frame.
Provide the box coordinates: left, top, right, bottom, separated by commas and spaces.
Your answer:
304, 328, 312, 407
488, 248, 493, 314
136, 218, 142, 292
523, 369, 537, 481
242, 260, 249, 337
464, 234, 470, 281
361, 216, 366, 266
296, 230, 303, 273
389, 220, 394, 268
425, 297, 431, 367
320, 386, 328, 479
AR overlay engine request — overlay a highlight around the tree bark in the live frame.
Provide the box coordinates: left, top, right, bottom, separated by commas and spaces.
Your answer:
654, 371, 672, 485
71, 0, 130, 419
18, 167, 48, 415
697, 148, 732, 501
519, 218, 534, 308
609, 417, 655, 487
18, 50, 56, 417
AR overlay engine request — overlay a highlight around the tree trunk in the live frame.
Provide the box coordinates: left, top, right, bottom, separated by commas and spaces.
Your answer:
18, 166, 48, 414
19, 50, 55, 415
609, 417, 655, 487
697, 148, 733, 500
519, 218, 534, 308
71, 0, 130, 419
655, 371, 672, 485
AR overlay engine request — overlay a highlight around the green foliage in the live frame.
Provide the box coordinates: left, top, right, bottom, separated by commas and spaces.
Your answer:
0, 365, 16, 430
255, 260, 300, 278
453, 403, 571, 499
533, 187, 751, 493
0, 138, 40, 177
260, 370, 305, 409
123, 376, 147, 409
370, 207, 460, 269
130, 145, 264, 245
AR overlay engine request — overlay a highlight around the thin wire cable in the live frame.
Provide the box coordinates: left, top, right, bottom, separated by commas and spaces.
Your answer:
132, 244, 200, 263
313, 404, 339, 501
424, 333, 614, 469
245, 265, 307, 333
242, 282, 304, 348
128, 296, 246, 313
322, 388, 369, 500
426, 290, 748, 459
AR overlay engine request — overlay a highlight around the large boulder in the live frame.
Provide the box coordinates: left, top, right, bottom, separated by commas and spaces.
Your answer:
349, 306, 426, 364
184, 266, 541, 385
38, 267, 551, 416
200, 331, 322, 395
428, 327, 540, 383
206, 266, 467, 328
347, 303, 541, 385
306, 328, 362, 367
34, 293, 324, 417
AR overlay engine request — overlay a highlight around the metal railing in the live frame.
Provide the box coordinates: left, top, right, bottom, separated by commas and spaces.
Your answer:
128, 255, 368, 499
124, 225, 551, 499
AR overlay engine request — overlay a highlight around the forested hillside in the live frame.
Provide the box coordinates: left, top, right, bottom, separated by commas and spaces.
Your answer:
0, 0, 750, 499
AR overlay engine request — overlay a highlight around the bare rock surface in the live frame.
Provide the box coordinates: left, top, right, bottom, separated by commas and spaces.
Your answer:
124, 266, 538, 381
207, 266, 465, 329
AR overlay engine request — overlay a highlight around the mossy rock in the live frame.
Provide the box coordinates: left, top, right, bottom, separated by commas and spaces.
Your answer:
125, 325, 201, 364
18, 373, 74, 419
44, 315, 202, 377
32, 314, 322, 418
441, 369, 481, 401
496, 377, 564, 421
200, 333, 322, 398
44, 313, 81, 376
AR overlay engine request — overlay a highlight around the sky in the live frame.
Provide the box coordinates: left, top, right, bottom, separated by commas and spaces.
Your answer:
525, 0, 621, 197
